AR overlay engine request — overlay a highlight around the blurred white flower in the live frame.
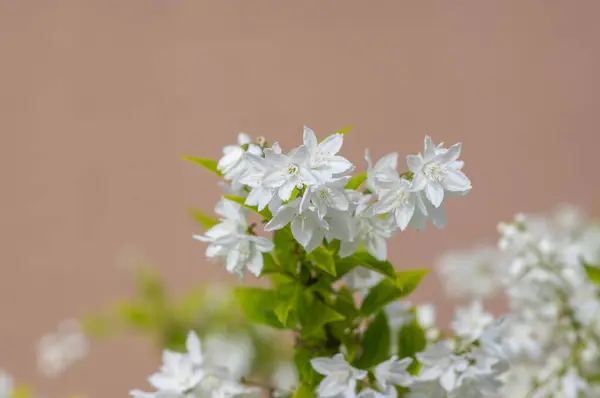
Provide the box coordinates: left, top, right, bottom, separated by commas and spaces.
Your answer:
204, 333, 254, 381
37, 319, 89, 377
0, 371, 12, 398
310, 354, 367, 398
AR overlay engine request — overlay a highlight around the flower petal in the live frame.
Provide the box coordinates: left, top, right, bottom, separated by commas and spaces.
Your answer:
406, 155, 424, 173
303, 125, 318, 151
442, 169, 471, 192
425, 182, 444, 208
318, 134, 343, 156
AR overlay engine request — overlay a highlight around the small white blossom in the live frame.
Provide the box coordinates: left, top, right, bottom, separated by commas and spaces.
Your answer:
303, 126, 354, 181
339, 196, 395, 261
265, 198, 328, 253
37, 319, 89, 377
262, 145, 319, 201
374, 356, 413, 389
451, 301, 494, 342
217, 133, 263, 182
343, 266, 383, 294
0, 372, 12, 398
407, 136, 471, 208
194, 199, 274, 277
310, 354, 367, 398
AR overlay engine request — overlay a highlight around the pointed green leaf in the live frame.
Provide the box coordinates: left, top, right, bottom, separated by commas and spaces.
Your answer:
335, 251, 396, 279
345, 172, 367, 190
298, 293, 345, 336
274, 281, 302, 327
306, 247, 336, 276
223, 195, 272, 219
181, 156, 222, 176
293, 383, 316, 398
234, 287, 284, 329
294, 347, 319, 386
361, 270, 428, 315
355, 311, 390, 369
584, 263, 600, 286
397, 319, 427, 360
188, 208, 219, 230
260, 253, 281, 276
337, 125, 353, 135
274, 227, 300, 273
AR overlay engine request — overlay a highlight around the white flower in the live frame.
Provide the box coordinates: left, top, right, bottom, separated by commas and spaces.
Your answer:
303, 126, 354, 182
310, 354, 367, 398
374, 356, 413, 389
204, 333, 254, 381
343, 266, 383, 293
271, 362, 298, 393
373, 177, 423, 231
451, 301, 494, 342
339, 197, 395, 261
240, 144, 284, 212
407, 136, 471, 207
364, 150, 400, 195
37, 319, 89, 377
262, 145, 319, 201
148, 332, 205, 394
435, 246, 505, 299
218, 133, 263, 182
265, 198, 328, 253
300, 177, 350, 219
194, 199, 274, 277
415, 341, 469, 390
405, 380, 445, 398
0, 372, 12, 398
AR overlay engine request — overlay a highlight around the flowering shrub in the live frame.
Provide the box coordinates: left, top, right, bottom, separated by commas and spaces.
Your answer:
4, 127, 600, 398
133, 127, 482, 398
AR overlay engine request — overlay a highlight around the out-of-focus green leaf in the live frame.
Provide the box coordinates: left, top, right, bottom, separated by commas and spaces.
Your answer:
345, 172, 367, 190
188, 208, 219, 230
181, 156, 222, 176
306, 247, 336, 276
234, 287, 284, 329
361, 270, 428, 315
355, 311, 390, 369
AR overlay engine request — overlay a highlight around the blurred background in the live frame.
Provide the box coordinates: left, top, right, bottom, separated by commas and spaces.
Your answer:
2, 1, 600, 396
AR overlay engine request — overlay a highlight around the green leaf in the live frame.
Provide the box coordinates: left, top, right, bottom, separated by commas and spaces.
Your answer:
361, 270, 428, 315
234, 287, 284, 329
12, 386, 33, 398
396, 269, 429, 294
584, 263, 600, 286
80, 314, 114, 338
294, 347, 319, 386
336, 125, 353, 135
223, 195, 272, 219
345, 171, 367, 190
181, 156, 222, 176
333, 286, 360, 320
260, 253, 281, 275
293, 383, 316, 398
306, 247, 336, 276
274, 281, 302, 327
113, 300, 156, 329
397, 320, 427, 360
397, 320, 426, 375
298, 293, 345, 336
355, 311, 390, 369
274, 227, 300, 273
188, 208, 219, 230
335, 251, 396, 279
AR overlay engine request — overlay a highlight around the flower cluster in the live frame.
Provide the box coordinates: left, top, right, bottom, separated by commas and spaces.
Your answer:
195, 127, 471, 278
131, 331, 261, 398
435, 204, 600, 397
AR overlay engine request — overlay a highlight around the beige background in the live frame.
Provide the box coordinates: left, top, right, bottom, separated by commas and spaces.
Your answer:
2, 1, 600, 396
